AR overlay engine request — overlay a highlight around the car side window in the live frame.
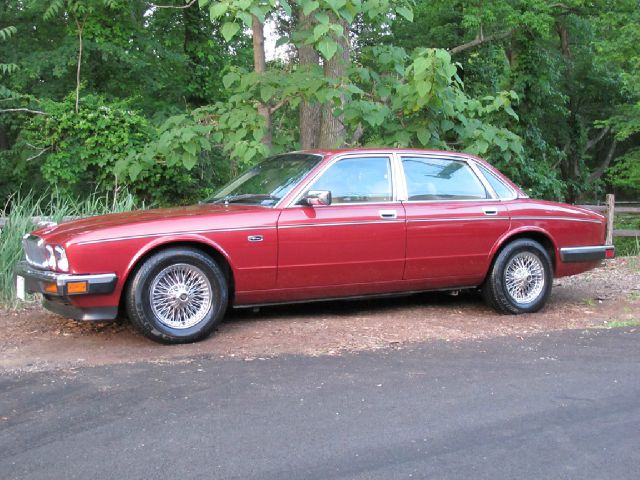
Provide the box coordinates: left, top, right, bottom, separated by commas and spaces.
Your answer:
477, 164, 515, 199
307, 156, 393, 204
401, 157, 488, 201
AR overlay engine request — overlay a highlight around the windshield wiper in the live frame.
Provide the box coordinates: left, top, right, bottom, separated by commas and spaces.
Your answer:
212, 194, 278, 205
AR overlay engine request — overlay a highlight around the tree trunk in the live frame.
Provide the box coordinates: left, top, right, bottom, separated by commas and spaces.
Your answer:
0, 126, 8, 150
318, 17, 349, 149
297, 10, 321, 150
555, 21, 571, 58
252, 15, 272, 149
183, 5, 207, 106
74, 17, 86, 114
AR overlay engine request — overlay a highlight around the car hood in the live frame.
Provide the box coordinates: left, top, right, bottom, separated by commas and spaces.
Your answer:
35, 203, 273, 246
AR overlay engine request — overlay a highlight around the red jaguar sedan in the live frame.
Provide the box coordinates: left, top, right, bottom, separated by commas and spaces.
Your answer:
16, 149, 614, 344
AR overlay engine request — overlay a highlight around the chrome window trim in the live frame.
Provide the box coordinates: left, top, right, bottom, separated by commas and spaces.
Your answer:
285, 153, 396, 208
397, 153, 498, 203
408, 216, 510, 223
472, 161, 518, 201
468, 160, 499, 200
278, 219, 405, 229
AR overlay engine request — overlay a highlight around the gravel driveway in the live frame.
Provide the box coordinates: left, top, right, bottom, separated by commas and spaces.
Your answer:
1, 257, 638, 372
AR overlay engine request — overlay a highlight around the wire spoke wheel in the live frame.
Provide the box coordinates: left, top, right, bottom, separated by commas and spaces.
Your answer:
150, 263, 213, 329
504, 252, 545, 304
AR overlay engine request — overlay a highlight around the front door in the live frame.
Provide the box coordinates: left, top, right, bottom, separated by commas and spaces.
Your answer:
277, 155, 406, 290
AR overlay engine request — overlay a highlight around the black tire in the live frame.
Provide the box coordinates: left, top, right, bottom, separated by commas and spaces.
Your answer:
482, 239, 553, 314
126, 247, 228, 344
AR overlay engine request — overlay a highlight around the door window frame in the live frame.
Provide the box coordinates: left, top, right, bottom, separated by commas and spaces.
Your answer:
397, 153, 501, 203
286, 153, 401, 207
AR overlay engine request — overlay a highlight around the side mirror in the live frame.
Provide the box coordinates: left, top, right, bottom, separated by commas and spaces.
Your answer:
301, 190, 332, 206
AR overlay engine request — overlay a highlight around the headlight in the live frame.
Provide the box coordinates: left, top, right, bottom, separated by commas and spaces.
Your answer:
54, 245, 69, 272
45, 245, 56, 270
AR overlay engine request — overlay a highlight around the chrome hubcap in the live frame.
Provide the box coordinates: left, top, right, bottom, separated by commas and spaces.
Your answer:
150, 264, 212, 329
504, 252, 545, 304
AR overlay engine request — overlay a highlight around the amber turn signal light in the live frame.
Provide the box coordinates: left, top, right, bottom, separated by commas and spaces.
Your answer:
67, 281, 88, 294
43, 282, 58, 294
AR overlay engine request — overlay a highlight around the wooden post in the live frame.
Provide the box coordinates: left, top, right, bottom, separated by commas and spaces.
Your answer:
605, 193, 615, 245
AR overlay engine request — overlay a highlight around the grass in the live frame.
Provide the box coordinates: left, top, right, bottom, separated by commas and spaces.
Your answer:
0, 190, 141, 308
582, 298, 595, 306
613, 214, 640, 257
598, 319, 640, 329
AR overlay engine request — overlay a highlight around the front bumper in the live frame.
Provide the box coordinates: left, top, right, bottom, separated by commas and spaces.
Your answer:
15, 261, 119, 321
16, 261, 118, 296
559, 245, 615, 263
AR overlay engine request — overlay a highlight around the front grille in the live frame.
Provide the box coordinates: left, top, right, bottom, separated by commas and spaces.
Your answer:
23, 234, 49, 269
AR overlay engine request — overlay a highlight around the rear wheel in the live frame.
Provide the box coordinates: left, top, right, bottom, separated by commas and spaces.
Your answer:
482, 239, 553, 314
126, 247, 228, 344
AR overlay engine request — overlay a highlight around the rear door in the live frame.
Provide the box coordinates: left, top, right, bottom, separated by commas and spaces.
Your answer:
400, 154, 510, 284
277, 154, 406, 289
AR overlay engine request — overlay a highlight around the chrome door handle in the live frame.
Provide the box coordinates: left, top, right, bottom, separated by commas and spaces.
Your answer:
379, 210, 397, 219
482, 208, 498, 216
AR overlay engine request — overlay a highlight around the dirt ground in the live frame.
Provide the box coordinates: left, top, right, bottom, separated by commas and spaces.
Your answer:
1, 257, 639, 372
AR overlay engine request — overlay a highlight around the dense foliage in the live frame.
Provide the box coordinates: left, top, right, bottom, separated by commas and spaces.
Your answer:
0, 0, 638, 206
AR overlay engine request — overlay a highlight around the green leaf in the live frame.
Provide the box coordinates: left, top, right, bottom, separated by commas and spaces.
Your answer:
260, 84, 276, 102
495, 136, 508, 151
317, 37, 338, 60
209, 2, 228, 19
222, 72, 240, 89
221, 22, 240, 42
250, 5, 266, 23
129, 162, 144, 181
396, 6, 413, 22
302, 0, 319, 16
416, 80, 431, 97
413, 57, 429, 76
183, 142, 197, 156
475, 139, 489, 154
279, 0, 292, 16
417, 129, 430, 145
313, 23, 330, 41
237, 11, 253, 28
325, 0, 346, 13
182, 153, 198, 170
314, 11, 329, 25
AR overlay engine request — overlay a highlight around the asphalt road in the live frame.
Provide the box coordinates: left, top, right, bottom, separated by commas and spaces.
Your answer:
1, 327, 639, 480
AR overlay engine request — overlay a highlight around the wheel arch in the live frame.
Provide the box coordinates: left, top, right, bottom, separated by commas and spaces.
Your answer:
118, 237, 236, 311
488, 228, 558, 277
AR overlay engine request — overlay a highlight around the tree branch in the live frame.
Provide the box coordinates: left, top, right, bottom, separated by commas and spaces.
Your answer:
0, 108, 47, 115
150, 0, 196, 9
588, 140, 617, 183
25, 146, 51, 162
269, 98, 288, 114
585, 126, 610, 151
449, 30, 513, 56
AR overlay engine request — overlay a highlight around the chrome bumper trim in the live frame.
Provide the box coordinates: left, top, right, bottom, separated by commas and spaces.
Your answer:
559, 245, 615, 263
16, 261, 117, 296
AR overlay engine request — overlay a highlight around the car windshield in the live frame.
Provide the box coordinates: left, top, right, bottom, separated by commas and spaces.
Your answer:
207, 153, 323, 207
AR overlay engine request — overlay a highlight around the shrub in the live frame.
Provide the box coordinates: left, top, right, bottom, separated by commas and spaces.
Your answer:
0, 190, 140, 308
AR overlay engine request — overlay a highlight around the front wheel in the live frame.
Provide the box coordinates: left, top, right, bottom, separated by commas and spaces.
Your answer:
126, 247, 228, 344
482, 239, 553, 314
